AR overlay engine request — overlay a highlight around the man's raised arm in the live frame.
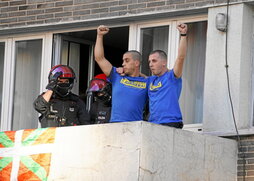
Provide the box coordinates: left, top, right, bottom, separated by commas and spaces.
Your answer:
94, 25, 113, 76
173, 23, 188, 78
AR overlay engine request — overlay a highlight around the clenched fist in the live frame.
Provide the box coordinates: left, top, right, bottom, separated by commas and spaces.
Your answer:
97, 25, 110, 36
177, 23, 188, 35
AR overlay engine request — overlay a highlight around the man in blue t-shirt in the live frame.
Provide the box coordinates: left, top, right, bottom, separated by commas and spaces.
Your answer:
94, 25, 148, 122
148, 23, 188, 128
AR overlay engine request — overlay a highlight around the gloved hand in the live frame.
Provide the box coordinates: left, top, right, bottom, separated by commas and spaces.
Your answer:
46, 71, 62, 91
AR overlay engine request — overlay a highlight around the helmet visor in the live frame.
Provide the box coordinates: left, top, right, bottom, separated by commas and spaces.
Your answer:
89, 79, 107, 92
51, 66, 75, 78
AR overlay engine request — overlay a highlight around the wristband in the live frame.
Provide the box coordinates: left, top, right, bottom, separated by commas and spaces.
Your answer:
180, 34, 187, 36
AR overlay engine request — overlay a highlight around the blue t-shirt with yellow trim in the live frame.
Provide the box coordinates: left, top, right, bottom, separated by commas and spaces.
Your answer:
148, 70, 182, 124
109, 67, 148, 122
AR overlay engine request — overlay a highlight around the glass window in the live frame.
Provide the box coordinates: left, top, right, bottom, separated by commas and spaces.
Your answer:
61, 40, 69, 65
60, 40, 80, 95
180, 21, 207, 124
140, 26, 169, 76
68, 42, 80, 95
12, 39, 42, 130
0, 42, 5, 123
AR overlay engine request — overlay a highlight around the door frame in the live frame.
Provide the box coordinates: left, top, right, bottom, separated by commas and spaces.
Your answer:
53, 34, 95, 110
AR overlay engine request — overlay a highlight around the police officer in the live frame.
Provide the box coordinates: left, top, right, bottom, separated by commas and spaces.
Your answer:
88, 74, 112, 124
33, 65, 90, 128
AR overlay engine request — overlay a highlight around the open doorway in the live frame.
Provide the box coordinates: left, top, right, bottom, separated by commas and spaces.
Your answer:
53, 26, 129, 106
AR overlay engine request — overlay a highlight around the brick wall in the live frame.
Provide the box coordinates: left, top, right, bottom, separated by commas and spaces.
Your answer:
0, 0, 253, 29
236, 135, 254, 181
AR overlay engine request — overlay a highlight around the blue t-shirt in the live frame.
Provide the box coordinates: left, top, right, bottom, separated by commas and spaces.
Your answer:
109, 67, 148, 122
148, 70, 182, 124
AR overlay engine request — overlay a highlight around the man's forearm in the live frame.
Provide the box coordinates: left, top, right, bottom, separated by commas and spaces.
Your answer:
178, 36, 187, 61
94, 34, 105, 62
94, 25, 113, 76
94, 34, 112, 76
173, 35, 187, 78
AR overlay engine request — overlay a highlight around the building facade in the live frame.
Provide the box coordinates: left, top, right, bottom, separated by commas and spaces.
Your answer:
0, 0, 254, 180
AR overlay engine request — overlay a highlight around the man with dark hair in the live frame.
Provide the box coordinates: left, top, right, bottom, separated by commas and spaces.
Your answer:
148, 23, 188, 128
94, 25, 148, 123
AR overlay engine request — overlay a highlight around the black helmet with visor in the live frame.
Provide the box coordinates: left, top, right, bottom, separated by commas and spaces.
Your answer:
48, 65, 76, 97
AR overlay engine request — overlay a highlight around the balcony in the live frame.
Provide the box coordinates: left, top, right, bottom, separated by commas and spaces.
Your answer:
0, 121, 237, 181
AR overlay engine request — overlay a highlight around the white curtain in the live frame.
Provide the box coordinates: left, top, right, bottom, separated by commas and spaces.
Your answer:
180, 21, 207, 124
61, 40, 69, 65
68, 42, 80, 95
61, 40, 80, 95
0, 42, 5, 122
12, 39, 42, 130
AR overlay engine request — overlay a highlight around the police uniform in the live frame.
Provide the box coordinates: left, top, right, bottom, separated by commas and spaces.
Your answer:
87, 73, 112, 124
90, 100, 111, 124
34, 92, 90, 128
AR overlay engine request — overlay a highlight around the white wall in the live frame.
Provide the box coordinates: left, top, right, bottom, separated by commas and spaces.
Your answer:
48, 122, 237, 181
203, 3, 254, 133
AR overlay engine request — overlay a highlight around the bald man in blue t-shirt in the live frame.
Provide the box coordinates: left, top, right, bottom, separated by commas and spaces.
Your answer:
94, 25, 148, 123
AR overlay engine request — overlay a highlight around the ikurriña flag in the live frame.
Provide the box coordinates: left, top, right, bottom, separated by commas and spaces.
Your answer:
0, 128, 56, 181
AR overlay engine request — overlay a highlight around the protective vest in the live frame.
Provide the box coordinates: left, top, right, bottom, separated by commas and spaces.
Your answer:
41, 97, 79, 127
90, 101, 111, 124
34, 93, 89, 128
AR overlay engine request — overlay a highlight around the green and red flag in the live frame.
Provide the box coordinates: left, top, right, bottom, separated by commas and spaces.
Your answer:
0, 128, 56, 181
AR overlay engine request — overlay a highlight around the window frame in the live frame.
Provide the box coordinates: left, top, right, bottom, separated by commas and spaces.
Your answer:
132, 16, 208, 68
0, 39, 8, 131
129, 15, 208, 131
0, 33, 53, 131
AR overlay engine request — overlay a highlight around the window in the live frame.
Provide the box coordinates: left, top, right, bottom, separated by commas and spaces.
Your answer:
12, 39, 42, 130
53, 27, 129, 111
138, 20, 207, 125
61, 40, 80, 95
0, 42, 4, 123
140, 26, 169, 76
180, 21, 207, 124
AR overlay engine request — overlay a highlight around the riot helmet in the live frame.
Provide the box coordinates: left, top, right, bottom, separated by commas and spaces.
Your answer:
88, 74, 111, 103
48, 65, 76, 97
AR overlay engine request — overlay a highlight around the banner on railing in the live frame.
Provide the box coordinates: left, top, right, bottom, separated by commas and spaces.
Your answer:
0, 128, 56, 181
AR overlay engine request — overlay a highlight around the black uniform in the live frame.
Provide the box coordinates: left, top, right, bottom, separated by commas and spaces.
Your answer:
87, 74, 112, 124
90, 99, 111, 124
34, 92, 90, 128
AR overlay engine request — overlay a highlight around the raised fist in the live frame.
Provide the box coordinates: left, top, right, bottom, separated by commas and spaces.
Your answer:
97, 25, 110, 36
177, 23, 188, 35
